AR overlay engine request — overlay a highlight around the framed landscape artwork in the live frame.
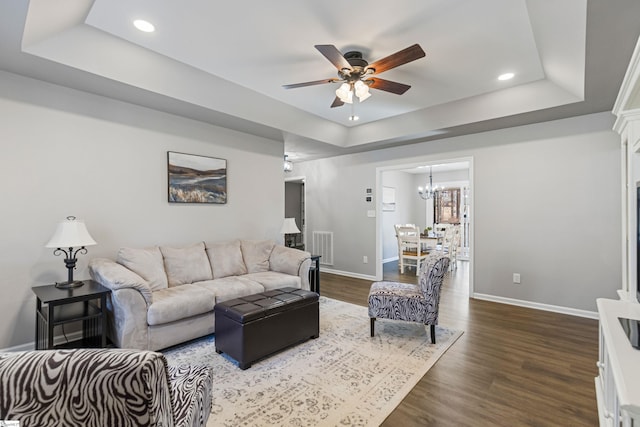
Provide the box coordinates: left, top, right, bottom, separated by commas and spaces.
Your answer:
168, 151, 227, 204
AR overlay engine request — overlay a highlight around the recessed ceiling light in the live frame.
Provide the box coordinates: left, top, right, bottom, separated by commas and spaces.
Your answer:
133, 19, 155, 33
348, 115, 359, 121
498, 72, 515, 81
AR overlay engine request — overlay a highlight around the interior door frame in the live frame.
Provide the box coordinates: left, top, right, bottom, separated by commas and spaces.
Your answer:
284, 175, 306, 249
375, 156, 474, 297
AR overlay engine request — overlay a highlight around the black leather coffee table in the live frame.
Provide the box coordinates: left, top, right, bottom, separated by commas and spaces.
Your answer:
214, 287, 319, 369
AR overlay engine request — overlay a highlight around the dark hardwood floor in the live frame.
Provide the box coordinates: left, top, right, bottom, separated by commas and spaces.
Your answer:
321, 260, 599, 426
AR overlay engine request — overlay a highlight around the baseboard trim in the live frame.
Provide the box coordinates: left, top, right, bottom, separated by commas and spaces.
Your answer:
382, 256, 399, 263
0, 331, 84, 353
321, 268, 377, 281
472, 293, 598, 319
1, 342, 34, 352
5, 292, 595, 352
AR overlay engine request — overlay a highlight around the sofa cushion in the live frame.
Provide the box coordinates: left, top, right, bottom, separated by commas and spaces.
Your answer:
243, 271, 302, 291
117, 246, 168, 291
192, 277, 264, 304
160, 242, 213, 287
205, 240, 247, 279
147, 284, 215, 326
241, 240, 275, 273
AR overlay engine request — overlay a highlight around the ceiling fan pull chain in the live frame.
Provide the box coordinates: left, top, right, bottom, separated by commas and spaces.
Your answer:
349, 102, 359, 121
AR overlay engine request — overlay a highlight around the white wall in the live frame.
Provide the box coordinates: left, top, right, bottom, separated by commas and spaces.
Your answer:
381, 171, 416, 261
296, 112, 621, 312
0, 71, 285, 349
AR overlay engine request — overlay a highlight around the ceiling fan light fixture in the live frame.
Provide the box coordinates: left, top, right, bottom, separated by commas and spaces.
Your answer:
357, 89, 371, 102
283, 43, 425, 109
336, 83, 353, 103
345, 91, 353, 104
359, 93, 371, 102
354, 80, 371, 102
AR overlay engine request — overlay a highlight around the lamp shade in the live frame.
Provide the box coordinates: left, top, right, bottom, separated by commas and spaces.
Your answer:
46, 216, 97, 248
280, 218, 301, 234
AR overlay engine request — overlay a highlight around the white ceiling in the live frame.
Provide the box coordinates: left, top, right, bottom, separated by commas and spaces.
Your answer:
85, 0, 547, 124
1, 0, 639, 162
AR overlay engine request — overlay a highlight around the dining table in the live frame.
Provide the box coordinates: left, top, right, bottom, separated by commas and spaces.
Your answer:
420, 234, 442, 250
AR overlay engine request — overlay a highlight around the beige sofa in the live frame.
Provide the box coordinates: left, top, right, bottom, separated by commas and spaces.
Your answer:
89, 239, 311, 351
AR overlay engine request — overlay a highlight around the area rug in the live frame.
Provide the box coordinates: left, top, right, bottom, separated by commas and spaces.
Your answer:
163, 297, 462, 426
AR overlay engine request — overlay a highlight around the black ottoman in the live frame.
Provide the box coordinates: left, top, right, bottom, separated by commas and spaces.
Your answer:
214, 287, 319, 369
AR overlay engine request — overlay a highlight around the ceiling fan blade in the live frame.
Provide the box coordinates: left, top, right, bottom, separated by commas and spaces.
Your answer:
282, 78, 339, 89
366, 44, 426, 74
315, 45, 353, 71
330, 96, 345, 108
368, 78, 411, 95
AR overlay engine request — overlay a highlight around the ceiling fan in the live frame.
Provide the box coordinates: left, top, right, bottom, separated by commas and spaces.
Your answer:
283, 44, 426, 108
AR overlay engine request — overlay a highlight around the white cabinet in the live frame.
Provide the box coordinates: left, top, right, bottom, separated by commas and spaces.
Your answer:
596, 298, 640, 426
614, 35, 640, 301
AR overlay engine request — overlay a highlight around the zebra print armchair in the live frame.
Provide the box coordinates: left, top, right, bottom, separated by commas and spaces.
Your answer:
368, 254, 450, 343
0, 348, 213, 427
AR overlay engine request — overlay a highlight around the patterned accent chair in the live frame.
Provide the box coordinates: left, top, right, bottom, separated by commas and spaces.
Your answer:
368, 254, 450, 343
0, 348, 213, 427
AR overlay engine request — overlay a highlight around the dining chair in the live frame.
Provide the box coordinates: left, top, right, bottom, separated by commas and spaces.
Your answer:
434, 223, 451, 236
441, 225, 461, 270
394, 223, 416, 233
395, 225, 428, 276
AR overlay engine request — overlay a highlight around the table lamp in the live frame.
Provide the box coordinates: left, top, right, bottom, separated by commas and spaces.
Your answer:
280, 218, 301, 248
46, 216, 97, 288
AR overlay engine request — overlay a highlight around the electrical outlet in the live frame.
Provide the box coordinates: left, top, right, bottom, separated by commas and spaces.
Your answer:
363, 256, 368, 264
513, 273, 521, 284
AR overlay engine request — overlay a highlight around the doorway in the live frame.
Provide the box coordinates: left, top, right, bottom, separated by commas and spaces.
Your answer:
376, 158, 473, 296
284, 177, 305, 250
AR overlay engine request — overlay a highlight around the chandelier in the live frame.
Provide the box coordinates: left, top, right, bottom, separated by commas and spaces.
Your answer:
418, 166, 439, 200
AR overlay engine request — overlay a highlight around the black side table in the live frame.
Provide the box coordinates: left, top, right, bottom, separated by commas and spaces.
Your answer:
32, 280, 110, 350
309, 255, 321, 294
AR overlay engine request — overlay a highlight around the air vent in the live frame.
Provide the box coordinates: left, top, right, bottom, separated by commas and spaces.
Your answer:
312, 231, 333, 265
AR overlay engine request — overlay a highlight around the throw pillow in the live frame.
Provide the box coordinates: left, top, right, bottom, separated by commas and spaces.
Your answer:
116, 246, 168, 291
205, 239, 248, 279
160, 242, 213, 287
241, 240, 275, 273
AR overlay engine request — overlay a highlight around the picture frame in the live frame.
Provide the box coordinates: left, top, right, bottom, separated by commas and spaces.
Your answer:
382, 186, 396, 211
168, 151, 227, 204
